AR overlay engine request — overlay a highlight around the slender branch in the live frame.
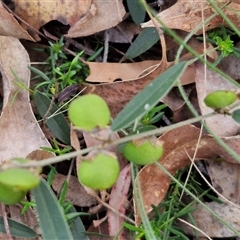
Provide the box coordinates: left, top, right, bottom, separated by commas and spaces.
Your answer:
12, 111, 217, 168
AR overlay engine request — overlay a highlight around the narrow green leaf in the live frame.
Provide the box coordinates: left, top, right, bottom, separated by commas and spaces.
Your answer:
232, 109, 240, 124
28, 66, 51, 82
111, 61, 188, 131
34, 91, 70, 144
0, 217, 36, 238
32, 178, 74, 240
126, 0, 146, 24
69, 206, 89, 240
125, 28, 159, 59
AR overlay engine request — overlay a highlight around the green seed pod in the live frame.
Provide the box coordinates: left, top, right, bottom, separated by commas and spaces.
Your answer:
0, 168, 40, 191
204, 90, 237, 110
68, 94, 110, 131
123, 137, 164, 165
0, 183, 26, 205
77, 151, 120, 190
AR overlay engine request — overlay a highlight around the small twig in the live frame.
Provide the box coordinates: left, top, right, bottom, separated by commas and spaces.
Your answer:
103, 30, 110, 62
42, 83, 59, 124
1, 204, 12, 240
12, 111, 219, 168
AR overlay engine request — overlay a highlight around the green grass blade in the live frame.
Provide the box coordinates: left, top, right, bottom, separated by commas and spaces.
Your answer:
111, 61, 188, 131
28, 66, 52, 82
34, 91, 70, 144
125, 28, 159, 59
69, 206, 89, 240
32, 178, 74, 240
0, 217, 36, 238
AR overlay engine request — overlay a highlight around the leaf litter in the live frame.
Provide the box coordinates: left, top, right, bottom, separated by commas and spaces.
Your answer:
0, 0, 240, 238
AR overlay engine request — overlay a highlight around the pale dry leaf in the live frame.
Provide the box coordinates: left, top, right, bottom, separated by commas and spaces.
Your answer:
66, 0, 125, 38
52, 174, 97, 207
176, 201, 240, 238
195, 61, 240, 137
141, 0, 238, 35
0, 37, 51, 163
108, 164, 131, 239
206, 159, 240, 202
0, 2, 33, 40
176, 158, 240, 238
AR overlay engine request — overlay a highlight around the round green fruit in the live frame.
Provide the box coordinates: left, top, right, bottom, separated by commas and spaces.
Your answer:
0, 168, 40, 191
77, 152, 120, 190
0, 183, 26, 205
204, 90, 237, 110
123, 137, 164, 165
68, 94, 110, 131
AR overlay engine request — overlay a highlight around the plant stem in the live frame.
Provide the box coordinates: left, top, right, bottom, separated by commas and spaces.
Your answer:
15, 111, 217, 168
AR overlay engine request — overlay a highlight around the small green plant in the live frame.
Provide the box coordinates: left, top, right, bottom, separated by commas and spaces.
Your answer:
41, 138, 72, 156
198, 25, 240, 65
77, 151, 120, 190
29, 37, 89, 99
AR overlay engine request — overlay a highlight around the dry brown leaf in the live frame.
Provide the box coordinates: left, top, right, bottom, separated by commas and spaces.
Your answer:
0, 204, 40, 240
108, 164, 131, 239
134, 124, 240, 225
219, 42, 240, 80
13, 0, 125, 40
81, 34, 205, 118
0, 37, 51, 163
66, 0, 125, 38
86, 60, 160, 83
52, 174, 97, 207
141, 0, 239, 35
14, 0, 91, 40
0, 2, 33, 40
108, 21, 141, 43
172, 87, 201, 124
162, 84, 194, 113
81, 59, 166, 118
195, 61, 240, 137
